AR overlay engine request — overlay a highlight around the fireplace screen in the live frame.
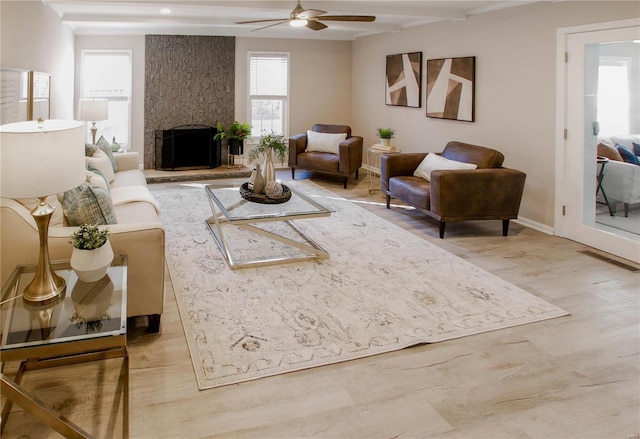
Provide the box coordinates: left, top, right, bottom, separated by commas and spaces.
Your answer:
155, 124, 220, 170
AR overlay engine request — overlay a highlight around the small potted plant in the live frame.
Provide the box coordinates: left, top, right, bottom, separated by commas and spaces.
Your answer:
376, 128, 395, 147
214, 121, 253, 155
69, 224, 114, 283
248, 131, 288, 184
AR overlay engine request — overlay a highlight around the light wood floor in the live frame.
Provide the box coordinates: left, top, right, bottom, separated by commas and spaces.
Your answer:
2, 170, 639, 439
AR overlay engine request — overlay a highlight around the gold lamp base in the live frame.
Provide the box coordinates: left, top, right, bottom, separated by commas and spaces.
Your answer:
23, 197, 66, 306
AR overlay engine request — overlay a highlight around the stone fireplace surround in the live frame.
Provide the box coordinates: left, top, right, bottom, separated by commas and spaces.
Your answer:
144, 35, 235, 170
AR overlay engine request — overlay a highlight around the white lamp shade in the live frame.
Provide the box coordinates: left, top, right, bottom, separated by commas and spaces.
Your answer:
78, 99, 108, 122
0, 120, 86, 199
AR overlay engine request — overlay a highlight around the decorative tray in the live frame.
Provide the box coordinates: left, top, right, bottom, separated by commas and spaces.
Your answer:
239, 182, 292, 204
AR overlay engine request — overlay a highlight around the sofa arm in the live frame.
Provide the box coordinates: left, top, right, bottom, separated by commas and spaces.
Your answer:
288, 133, 307, 166
380, 153, 427, 192
430, 168, 526, 220
114, 152, 140, 171
338, 136, 363, 174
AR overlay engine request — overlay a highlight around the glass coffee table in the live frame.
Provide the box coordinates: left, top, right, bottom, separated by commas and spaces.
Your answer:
205, 182, 332, 270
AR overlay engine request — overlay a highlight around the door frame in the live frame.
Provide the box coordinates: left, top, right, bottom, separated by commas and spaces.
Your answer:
555, 18, 640, 263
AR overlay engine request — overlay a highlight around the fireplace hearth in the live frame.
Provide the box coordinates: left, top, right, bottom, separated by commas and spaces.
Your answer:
155, 124, 220, 171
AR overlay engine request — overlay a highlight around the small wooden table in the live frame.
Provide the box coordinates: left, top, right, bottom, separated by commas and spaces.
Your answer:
1, 256, 129, 438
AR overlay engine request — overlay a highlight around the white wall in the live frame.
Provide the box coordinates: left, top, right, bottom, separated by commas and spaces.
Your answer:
0, 1, 75, 119
352, 1, 640, 229
74, 36, 145, 158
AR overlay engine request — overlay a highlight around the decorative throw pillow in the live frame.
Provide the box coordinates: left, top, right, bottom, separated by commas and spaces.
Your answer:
63, 182, 118, 226
306, 130, 347, 154
86, 150, 115, 183
96, 136, 118, 173
85, 144, 98, 157
615, 144, 640, 166
597, 142, 623, 161
633, 142, 640, 158
86, 169, 109, 192
414, 153, 477, 181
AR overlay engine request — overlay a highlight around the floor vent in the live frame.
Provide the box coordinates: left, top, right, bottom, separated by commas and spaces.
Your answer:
578, 250, 640, 272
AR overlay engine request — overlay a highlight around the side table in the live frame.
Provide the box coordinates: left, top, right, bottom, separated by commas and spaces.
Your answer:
365, 145, 400, 194
1, 256, 129, 438
596, 156, 614, 216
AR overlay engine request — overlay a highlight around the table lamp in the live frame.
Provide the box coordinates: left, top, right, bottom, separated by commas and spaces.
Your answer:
78, 98, 108, 144
0, 120, 86, 305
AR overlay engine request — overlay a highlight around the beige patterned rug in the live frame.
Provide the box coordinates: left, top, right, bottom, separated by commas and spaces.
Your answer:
151, 181, 569, 390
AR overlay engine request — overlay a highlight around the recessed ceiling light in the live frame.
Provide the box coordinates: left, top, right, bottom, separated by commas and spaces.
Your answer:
160, 8, 171, 15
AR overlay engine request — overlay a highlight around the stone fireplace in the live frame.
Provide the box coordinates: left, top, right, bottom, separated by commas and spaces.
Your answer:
144, 35, 235, 170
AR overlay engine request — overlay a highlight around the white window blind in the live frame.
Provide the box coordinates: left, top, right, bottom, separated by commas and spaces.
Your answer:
248, 52, 289, 137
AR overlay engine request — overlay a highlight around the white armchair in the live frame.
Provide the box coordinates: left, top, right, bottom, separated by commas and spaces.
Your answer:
600, 159, 640, 217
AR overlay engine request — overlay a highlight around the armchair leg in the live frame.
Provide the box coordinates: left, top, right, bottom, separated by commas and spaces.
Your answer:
624, 203, 629, 217
439, 222, 446, 239
291, 168, 295, 180
502, 219, 510, 237
386, 195, 391, 209
343, 176, 348, 189
147, 314, 161, 333
355, 169, 359, 180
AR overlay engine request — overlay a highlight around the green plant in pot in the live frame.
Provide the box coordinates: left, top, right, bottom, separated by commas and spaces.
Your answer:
376, 128, 395, 146
214, 121, 253, 155
69, 224, 114, 283
248, 131, 288, 184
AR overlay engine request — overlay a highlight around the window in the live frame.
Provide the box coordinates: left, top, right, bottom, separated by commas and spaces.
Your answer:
597, 56, 630, 136
81, 50, 132, 145
248, 52, 289, 137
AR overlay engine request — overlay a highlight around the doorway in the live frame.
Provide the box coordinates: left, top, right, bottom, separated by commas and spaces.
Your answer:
556, 19, 640, 264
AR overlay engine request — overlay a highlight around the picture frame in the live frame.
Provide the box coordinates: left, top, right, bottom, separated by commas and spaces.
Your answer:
385, 52, 422, 108
426, 56, 475, 122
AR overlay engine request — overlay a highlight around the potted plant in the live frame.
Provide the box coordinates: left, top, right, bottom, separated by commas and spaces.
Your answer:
69, 224, 114, 282
214, 121, 253, 155
248, 131, 288, 184
377, 128, 395, 147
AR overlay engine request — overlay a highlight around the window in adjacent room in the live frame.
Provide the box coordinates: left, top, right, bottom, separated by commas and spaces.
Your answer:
80, 50, 132, 146
597, 56, 631, 136
248, 52, 289, 138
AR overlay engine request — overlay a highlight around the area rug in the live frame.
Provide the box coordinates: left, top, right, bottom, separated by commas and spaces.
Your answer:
151, 181, 569, 390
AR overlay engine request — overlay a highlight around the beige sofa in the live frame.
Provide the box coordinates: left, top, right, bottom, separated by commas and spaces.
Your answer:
0, 152, 165, 332
597, 134, 640, 216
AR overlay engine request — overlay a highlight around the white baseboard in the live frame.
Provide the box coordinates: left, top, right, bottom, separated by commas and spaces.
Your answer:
514, 216, 554, 235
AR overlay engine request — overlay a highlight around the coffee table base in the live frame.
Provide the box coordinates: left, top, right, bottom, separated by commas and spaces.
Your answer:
205, 216, 329, 270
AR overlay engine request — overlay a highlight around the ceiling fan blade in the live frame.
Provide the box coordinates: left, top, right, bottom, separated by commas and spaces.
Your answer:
298, 9, 326, 20
250, 20, 290, 32
306, 20, 328, 31
317, 15, 376, 22
236, 18, 289, 25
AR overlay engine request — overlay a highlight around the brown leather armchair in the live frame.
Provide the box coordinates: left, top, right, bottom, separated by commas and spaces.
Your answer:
289, 124, 363, 189
381, 141, 526, 238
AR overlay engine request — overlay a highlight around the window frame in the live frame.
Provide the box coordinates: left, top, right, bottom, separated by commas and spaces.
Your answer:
247, 51, 290, 140
80, 49, 133, 146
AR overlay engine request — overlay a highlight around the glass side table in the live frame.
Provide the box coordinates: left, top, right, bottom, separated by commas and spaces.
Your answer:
1, 255, 128, 438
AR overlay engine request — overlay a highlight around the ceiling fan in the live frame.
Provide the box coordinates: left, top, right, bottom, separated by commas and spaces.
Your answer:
236, 0, 376, 32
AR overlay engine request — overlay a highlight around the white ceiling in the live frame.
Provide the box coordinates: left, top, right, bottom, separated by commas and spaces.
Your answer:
43, 0, 540, 41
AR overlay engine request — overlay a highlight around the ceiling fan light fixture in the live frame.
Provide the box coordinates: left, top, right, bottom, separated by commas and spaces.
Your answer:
290, 18, 308, 27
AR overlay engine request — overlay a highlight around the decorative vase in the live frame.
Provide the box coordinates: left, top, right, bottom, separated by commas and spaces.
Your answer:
262, 148, 276, 184
380, 138, 391, 147
70, 240, 114, 283
251, 163, 265, 194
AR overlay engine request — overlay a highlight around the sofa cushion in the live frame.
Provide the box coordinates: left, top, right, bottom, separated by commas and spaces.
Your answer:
86, 150, 115, 183
16, 195, 64, 227
389, 176, 431, 209
414, 153, 477, 181
616, 144, 640, 165
110, 169, 148, 189
63, 182, 118, 226
298, 151, 339, 172
306, 130, 347, 154
113, 199, 161, 223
